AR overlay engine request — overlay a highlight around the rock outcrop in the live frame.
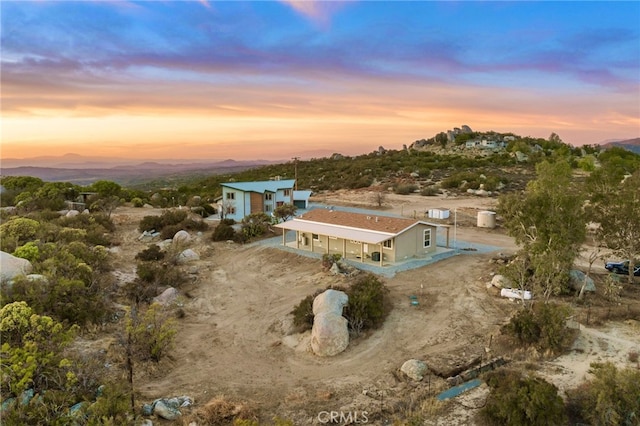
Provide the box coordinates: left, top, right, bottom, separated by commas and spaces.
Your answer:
172, 230, 191, 244
313, 289, 348, 316
310, 289, 349, 357
401, 359, 428, 381
0, 251, 33, 282
177, 249, 199, 264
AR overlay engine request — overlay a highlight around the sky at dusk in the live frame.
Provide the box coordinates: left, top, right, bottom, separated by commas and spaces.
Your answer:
2, 1, 639, 162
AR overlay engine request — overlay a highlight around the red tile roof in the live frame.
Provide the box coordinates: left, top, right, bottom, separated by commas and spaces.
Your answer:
299, 209, 419, 234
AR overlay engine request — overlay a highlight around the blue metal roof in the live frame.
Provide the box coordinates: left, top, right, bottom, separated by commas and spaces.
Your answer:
293, 190, 312, 200
221, 179, 296, 194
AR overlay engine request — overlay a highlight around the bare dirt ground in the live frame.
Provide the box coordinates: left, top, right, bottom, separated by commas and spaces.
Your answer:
107, 191, 640, 425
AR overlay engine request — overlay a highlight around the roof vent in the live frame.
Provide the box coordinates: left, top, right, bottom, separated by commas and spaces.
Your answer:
366, 216, 371, 220
375, 217, 379, 222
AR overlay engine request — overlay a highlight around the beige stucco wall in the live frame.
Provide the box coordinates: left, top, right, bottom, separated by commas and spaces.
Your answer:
394, 224, 436, 261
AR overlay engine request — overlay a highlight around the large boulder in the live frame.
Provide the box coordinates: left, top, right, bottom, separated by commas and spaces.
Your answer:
153, 287, 179, 306
0, 251, 33, 282
152, 400, 181, 420
569, 270, 596, 292
177, 249, 199, 264
173, 230, 191, 245
310, 312, 349, 357
490, 274, 511, 289
312, 289, 348, 316
401, 359, 428, 381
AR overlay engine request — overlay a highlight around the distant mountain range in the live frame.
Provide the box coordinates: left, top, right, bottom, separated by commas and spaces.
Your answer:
600, 137, 640, 154
0, 155, 277, 185
2, 138, 638, 186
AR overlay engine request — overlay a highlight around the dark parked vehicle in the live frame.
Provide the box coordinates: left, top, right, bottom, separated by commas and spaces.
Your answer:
605, 260, 640, 277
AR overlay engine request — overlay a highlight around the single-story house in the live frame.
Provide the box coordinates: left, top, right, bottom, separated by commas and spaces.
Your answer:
275, 209, 446, 266
220, 179, 296, 221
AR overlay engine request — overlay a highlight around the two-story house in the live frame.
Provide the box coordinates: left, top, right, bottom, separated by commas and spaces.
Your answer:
220, 179, 296, 221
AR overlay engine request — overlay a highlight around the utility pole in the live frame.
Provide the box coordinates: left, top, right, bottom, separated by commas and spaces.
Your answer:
292, 157, 299, 190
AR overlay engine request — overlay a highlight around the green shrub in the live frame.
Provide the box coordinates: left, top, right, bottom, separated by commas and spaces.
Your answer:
241, 213, 271, 239
0, 302, 78, 396
290, 292, 321, 332
483, 176, 502, 191
344, 273, 390, 335
503, 303, 572, 352
160, 223, 183, 240
440, 175, 462, 189
321, 253, 342, 269
212, 222, 237, 241
135, 245, 165, 262
138, 209, 188, 233
567, 362, 640, 426
138, 215, 163, 233
394, 184, 418, 195
131, 197, 144, 207
3, 275, 112, 327
420, 186, 440, 196
0, 217, 41, 252
127, 261, 186, 304
127, 303, 177, 362
13, 241, 40, 263
481, 369, 566, 426
83, 381, 133, 424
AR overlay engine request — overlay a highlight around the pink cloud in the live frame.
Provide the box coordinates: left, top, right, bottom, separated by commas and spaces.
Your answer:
278, 0, 350, 26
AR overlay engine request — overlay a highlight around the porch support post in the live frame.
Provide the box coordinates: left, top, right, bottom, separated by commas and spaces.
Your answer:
446, 226, 450, 248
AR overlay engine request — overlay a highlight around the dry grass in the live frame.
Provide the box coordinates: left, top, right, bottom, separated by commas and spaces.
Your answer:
181, 395, 257, 426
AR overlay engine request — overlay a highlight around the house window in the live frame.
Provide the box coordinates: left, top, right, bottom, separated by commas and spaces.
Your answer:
265, 205, 272, 212
228, 207, 236, 214
312, 234, 319, 241
284, 189, 291, 196
265, 193, 273, 201
383, 239, 393, 249
226, 192, 235, 200
423, 229, 432, 248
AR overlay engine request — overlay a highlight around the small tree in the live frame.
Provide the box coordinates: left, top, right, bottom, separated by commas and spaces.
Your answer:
273, 203, 297, 222
126, 303, 177, 363
587, 169, 640, 284
498, 160, 587, 302
371, 190, 386, 208
89, 195, 121, 218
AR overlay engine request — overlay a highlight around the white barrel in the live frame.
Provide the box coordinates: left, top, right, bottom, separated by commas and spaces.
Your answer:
477, 210, 496, 228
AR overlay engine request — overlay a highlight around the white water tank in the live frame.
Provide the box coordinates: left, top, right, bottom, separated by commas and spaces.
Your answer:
477, 210, 496, 228
428, 208, 450, 219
